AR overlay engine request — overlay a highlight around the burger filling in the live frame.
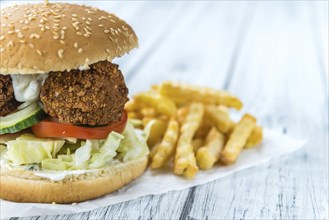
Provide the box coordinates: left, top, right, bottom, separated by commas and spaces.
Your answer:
0, 61, 148, 175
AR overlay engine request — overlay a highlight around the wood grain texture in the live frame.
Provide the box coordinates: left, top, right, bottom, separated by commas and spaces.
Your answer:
1, 1, 328, 219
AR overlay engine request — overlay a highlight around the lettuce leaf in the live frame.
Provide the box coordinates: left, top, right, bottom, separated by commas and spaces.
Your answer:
3, 122, 149, 170
118, 122, 149, 162
6, 134, 65, 165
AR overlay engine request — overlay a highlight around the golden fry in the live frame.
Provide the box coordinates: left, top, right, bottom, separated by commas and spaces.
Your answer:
220, 114, 256, 164
196, 127, 225, 170
135, 92, 177, 117
127, 111, 142, 120
192, 138, 204, 153
205, 105, 234, 134
218, 105, 229, 116
174, 103, 204, 178
159, 81, 243, 110
125, 100, 144, 112
194, 121, 211, 139
177, 106, 189, 125
144, 119, 168, 148
245, 125, 263, 149
140, 108, 157, 118
151, 118, 180, 169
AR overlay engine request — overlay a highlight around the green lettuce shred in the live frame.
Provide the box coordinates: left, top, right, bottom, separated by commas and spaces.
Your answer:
3, 121, 149, 170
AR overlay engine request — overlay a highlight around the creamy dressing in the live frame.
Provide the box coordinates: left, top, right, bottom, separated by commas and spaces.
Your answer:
33, 170, 97, 181
10, 74, 48, 102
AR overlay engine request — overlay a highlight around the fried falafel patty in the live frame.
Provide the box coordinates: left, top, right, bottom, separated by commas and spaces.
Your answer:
40, 61, 128, 126
0, 75, 20, 116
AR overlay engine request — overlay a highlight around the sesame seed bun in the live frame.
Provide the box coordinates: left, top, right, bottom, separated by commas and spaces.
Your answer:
0, 3, 138, 75
0, 156, 148, 203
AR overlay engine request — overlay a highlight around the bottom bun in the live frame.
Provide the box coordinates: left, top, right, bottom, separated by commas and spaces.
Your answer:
0, 156, 148, 203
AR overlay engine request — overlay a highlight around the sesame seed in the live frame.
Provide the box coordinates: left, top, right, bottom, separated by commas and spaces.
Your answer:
0, 36, 5, 41
53, 35, 59, 40
36, 50, 42, 56
19, 40, 25, 44
86, 21, 91, 25
84, 33, 90, 38
85, 58, 89, 63
76, 32, 82, 36
60, 40, 65, 45
8, 41, 14, 47
104, 30, 110, 33
63, 26, 68, 30
88, 17, 92, 21
8, 31, 14, 34
74, 42, 78, 48
98, 24, 104, 27
72, 13, 78, 17
29, 43, 34, 48
58, 49, 64, 59
22, 27, 29, 30
30, 33, 40, 39
78, 48, 83, 53
17, 32, 24, 38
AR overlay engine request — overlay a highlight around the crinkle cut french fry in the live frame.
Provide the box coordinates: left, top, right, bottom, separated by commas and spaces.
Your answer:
140, 108, 157, 118
177, 106, 189, 125
159, 81, 243, 110
151, 118, 179, 169
196, 127, 225, 170
218, 105, 229, 116
192, 138, 204, 153
205, 105, 234, 134
174, 103, 204, 178
144, 119, 168, 148
194, 121, 211, 139
134, 92, 177, 117
245, 125, 263, 149
220, 114, 256, 164
125, 100, 144, 112
127, 111, 142, 120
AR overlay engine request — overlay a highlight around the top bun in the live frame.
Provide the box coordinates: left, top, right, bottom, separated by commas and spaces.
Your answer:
0, 3, 138, 75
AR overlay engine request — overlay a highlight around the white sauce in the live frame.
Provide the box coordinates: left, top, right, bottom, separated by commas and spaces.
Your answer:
11, 73, 48, 102
33, 170, 97, 181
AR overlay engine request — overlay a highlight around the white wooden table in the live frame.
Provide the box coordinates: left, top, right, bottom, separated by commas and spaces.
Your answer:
2, 1, 328, 219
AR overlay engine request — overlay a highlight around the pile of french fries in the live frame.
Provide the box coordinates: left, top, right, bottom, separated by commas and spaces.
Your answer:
125, 81, 263, 179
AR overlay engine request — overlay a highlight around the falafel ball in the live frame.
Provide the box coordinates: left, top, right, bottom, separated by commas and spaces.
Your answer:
0, 75, 20, 116
40, 61, 129, 126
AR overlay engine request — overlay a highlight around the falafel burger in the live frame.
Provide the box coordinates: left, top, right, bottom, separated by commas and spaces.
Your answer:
0, 2, 149, 203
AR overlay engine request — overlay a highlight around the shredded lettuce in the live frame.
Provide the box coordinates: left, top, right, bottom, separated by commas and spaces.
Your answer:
118, 122, 149, 162
3, 122, 149, 170
6, 134, 65, 165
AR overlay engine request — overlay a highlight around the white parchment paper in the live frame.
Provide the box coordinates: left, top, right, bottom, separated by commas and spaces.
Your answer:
0, 129, 305, 218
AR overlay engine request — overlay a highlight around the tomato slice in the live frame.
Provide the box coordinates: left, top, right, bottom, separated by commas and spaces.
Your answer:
32, 111, 127, 140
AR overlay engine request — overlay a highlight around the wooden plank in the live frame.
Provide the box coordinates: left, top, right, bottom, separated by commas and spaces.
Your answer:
186, 1, 328, 219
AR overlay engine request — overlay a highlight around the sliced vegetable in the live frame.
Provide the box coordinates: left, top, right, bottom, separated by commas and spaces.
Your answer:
3, 121, 149, 171
89, 132, 124, 168
6, 134, 65, 165
118, 122, 149, 162
0, 102, 47, 135
31, 111, 127, 140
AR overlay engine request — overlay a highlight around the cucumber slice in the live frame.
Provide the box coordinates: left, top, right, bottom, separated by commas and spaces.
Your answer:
0, 102, 47, 134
